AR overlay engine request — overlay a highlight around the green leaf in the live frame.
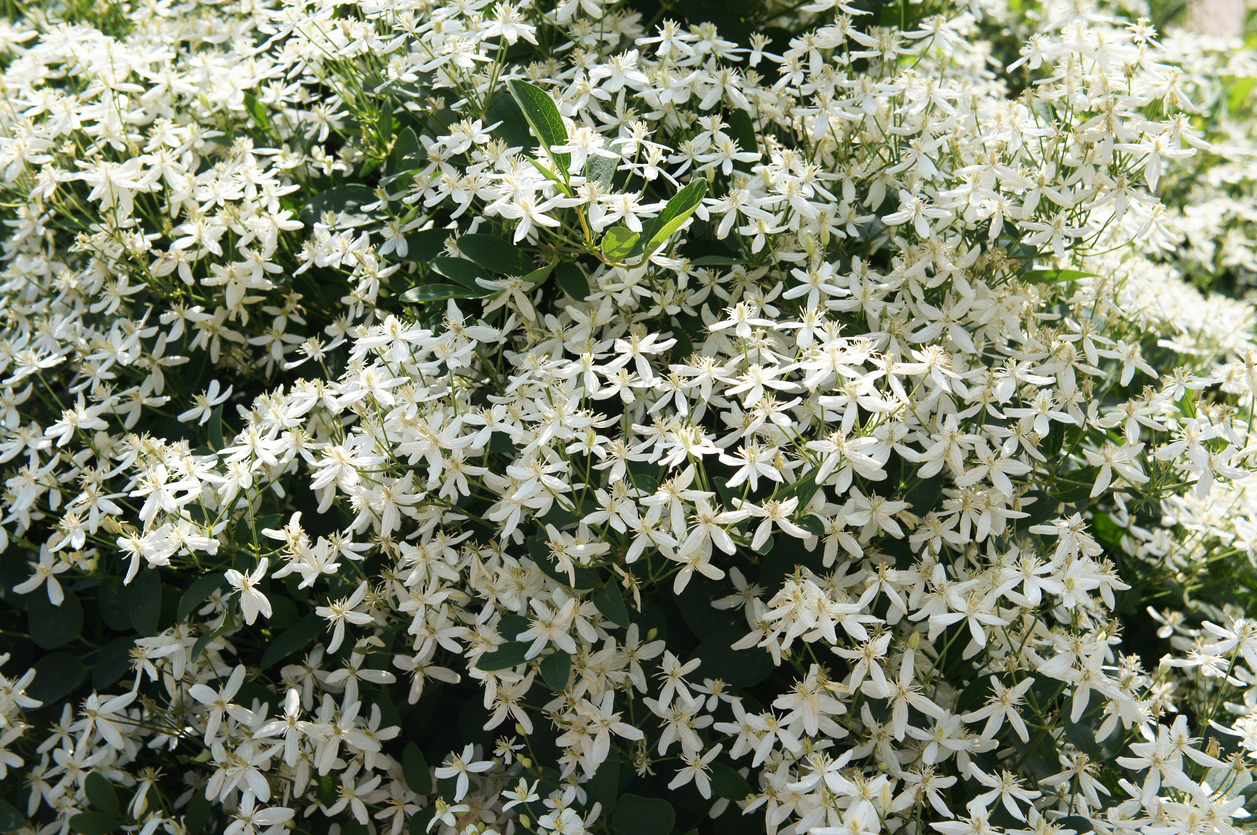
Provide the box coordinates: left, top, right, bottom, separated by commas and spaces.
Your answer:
459, 233, 535, 276
28, 651, 87, 705
430, 257, 486, 289
301, 184, 376, 226
688, 255, 745, 266
726, 108, 758, 171
408, 809, 436, 835
207, 404, 225, 452
402, 229, 449, 263
178, 574, 224, 622
190, 623, 226, 664
540, 652, 572, 691
85, 773, 120, 816
525, 535, 600, 589
243, 91, 271, 133
600, 226, 639, 263
521, 263, 555, 285
614, 794, 674, 835
1050, 465, 1101, 505
28, 588, 82, 649
585, 749, 621, 813
632, 179, 708, 260
70, 813, 122, 835
93, 637, 135, 691
131, 568, 162, 637
907, 474, 945, 516
1021, 268, 1099, 285
475, 641, 530, 672
709, 763, 753, 802
555, 262, 589, 301
507, 79, 570, 174
403, 743, 433, 795
486, 91, 533, 152
593, 584, 630, 629
260, 615, 324, 670
98, 578, 133, 632
184, 789, 211, 835
585, 153, 617, 192
388, 125, 422, 175
399, 283, 481, 304
798, 515, 825, 538
688, 627, 772, 689
0, 799, 26, 833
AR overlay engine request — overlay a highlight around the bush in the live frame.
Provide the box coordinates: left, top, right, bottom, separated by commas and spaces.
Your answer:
0, 0, 1256, 834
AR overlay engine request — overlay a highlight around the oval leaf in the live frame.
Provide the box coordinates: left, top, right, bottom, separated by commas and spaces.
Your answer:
475, 641, 530, 672
600, 226, 639, 263
459, 233, 535, 276
506, 79, 570, 173
539, 652, 572, 691
403, 743, 433, 795
131, 568, 162, 637
28, 588, 82, 649
260, 615, 324, 670
614, 794, 674, 835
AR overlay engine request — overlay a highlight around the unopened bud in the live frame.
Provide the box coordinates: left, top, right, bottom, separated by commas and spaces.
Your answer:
515, 723, 527, 736
879, 782, 893, 810
908, 631, 920, 649
517, 755, 531, 769
647, 628, 658, 641
520, 814, 531, 831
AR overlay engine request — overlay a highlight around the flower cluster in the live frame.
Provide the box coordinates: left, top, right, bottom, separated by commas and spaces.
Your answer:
0, 0, 1256, 834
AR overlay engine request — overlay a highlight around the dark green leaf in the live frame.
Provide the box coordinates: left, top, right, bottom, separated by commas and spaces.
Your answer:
486, 90, 532, 152
1050, 465, 1101, 505
301, 184, 376, 226
540, 652, 572, 691
97, 578, 132, 632
688, 627, 772, 689
28, 588, 82, 649
632, 179, 708, 260
388, 126, 422, 175
70, 813, 121, 835
403, 743, 433, 795
399, 283, 481, 304
184, 788, 210, 835
710, 763, 753, 802
408, 809, 436, 835
907, 474, 945, 516
93, 637, 135, 691
85, 773, 119, 816
726, 108, 758, 171
430, 257, 486, 289
0, 800, 26, 833
614, 794, 674, 835
243, 91, 271, 132
178, 574, 224, 622
260, 615, 324, 670
28, 652, 87, 705
593, 584, 630, 629
459, 233, 535, 276
507, 79, 570, 173
688, 255, 745, 266
1022, 268, 1099, 285
401, 229, 450, 264
475, 641, 530, 672
600, 226, 639, 262
190, 623, 226, 664
585, 749, 620, 813
798, 515, 825, 538
521, 263, 555, 285
585, 154, 617, 192
131, 569, 161, 637
525, 535, 599, 589
555, 262, 589, 301
207, 404, 224, 452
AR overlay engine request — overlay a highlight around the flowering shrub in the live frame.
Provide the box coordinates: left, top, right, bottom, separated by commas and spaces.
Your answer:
1, 0, 1257, 833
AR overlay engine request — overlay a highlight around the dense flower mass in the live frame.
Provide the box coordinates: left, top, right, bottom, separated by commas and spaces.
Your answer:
0, 0, 1256, 833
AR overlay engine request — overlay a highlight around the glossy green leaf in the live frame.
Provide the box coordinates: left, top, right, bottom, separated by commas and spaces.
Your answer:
474, 641, 530, 672
93, 637, 135, 691
85, 773, 119, 816
184, 788, 211, 835
190, 623, 225, 664
131, 568, 162, 637
1021, 268, 1100, 285
28, 652, 87, 705
798, 514, 825, 538
301, 184, 376, 226
403, 743, 433, 795
430, 257, 485, 289
555, 262, 589, 301
207, 404, 225, 452
600, 226, 639, 262
0, 799, 26, 833
399, 283, 480, 304
540, 651, 572, 691
388, 125, 422, 175
593, 583, 630, 629
632, 179, 708, 260
69, 813, 121, 835
710, 763, 753, 802
402, 229, 449, 263
688, 627, 772, 689
260, 615, 324, 670
178, 574, 224, 622
243, 91, 270, 132
614, 794, 674, 835
521, 263, 555, 285
459, 233, 535, 276
28, 588, 82, 649
507, 79, 570, 173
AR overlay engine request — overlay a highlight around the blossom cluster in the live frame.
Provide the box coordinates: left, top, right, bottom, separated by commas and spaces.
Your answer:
0, 0, 1256, 834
